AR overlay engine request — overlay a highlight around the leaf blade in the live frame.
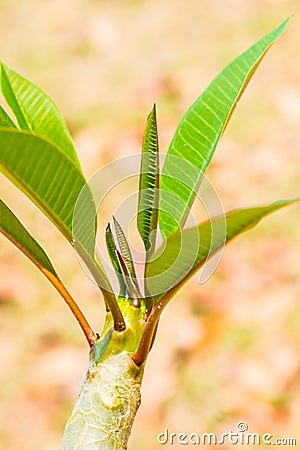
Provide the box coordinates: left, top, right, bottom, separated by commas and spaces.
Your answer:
0, 198, 57, 277
159, 19, 289, 236
0, 62, 82, 172
0, 128, 112, 295
0, 129, 89, 243
147, 198, 298, 301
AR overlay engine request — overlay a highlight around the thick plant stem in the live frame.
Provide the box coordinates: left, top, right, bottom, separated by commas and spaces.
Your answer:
60, 352, 143, 449
60, 310, 145, 449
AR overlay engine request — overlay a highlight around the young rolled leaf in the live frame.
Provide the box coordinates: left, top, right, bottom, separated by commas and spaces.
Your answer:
137, 104, 159, 255
115, 248, 141, 306
0, 62, 82, 173
113, 216, 141, 297
105, 223, 126, 298
148, 198, 298, 302
105, 230, 140, 303
159, 18, 289, 236
0, 199, 96, 346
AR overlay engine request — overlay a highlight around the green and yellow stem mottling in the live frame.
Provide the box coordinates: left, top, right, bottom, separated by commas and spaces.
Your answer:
60, 304, 146, 450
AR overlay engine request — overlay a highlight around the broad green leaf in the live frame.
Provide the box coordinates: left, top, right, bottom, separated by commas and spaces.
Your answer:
159, 19, 289, 236
105, 223, 126, 297
0, 129, 112, 295
0, 62, 82, 173
0, 198, 57, 277
0, 129, 91, 247
137, 104, 159, 254
147, 199, 297, 301
0, 105, 17, 128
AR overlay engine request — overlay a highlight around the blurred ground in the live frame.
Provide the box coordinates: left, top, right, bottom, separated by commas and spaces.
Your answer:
0, 1, 300, 449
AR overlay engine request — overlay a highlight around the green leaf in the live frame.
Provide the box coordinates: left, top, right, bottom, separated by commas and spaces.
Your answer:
159, 19, 289, 236
0, 105, 17, 128
147, 198, 297, 301
0, 198, 57, 277
105, 223, 126, 297
137, 104, 159, 254
0, 62, 82, 173
0, 129, 91, 245
0, 64, 124, 328
0, 129, 112, 294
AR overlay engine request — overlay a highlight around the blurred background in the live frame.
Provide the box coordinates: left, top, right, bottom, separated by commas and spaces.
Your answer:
0, 0, 300, 448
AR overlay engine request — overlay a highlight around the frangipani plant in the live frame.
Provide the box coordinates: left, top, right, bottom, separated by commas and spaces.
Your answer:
0, 18, 298, 449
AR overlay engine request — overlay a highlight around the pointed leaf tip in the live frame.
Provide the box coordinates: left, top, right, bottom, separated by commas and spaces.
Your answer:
159, 19, 290, 237
0, 61, 83, 172
148, 198, 298, 301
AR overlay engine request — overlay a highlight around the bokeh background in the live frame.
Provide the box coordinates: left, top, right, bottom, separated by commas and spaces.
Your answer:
0, 1, 300, 449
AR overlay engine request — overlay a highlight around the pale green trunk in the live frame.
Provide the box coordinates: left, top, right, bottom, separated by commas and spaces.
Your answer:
60, 310, 145, 450
60, 350, 144, 449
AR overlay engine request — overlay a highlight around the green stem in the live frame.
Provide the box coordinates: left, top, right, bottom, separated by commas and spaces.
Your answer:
60, 308, 145, 449
60, 352, 143, 449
